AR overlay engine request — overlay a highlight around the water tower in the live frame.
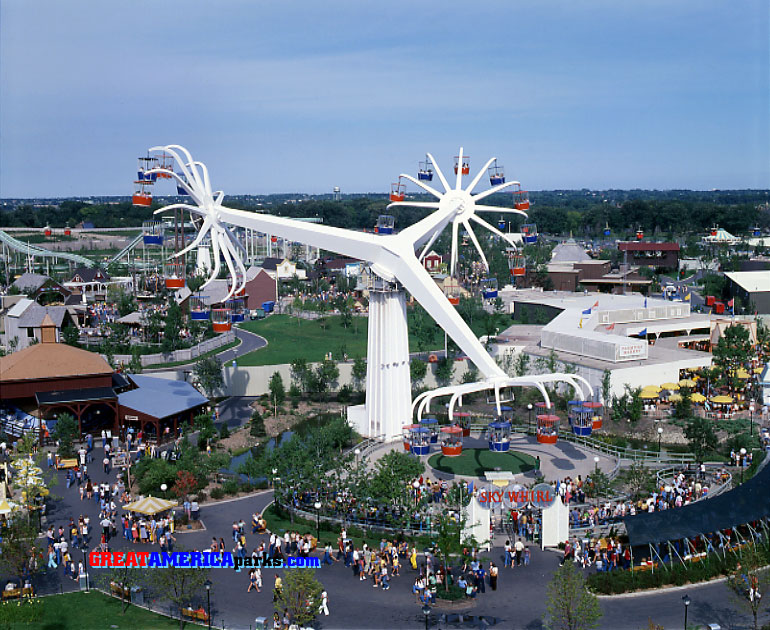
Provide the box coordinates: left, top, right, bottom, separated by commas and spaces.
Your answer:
333, 186, 341, 201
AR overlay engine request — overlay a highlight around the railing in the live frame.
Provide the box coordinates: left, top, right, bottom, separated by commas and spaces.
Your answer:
655, 464, 733, 498
467, 421, 696, 465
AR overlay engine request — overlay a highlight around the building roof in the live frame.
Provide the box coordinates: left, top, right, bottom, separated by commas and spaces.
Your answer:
618, 242, 680, 252
260, 258, 283, 271
12, 273, 49, 293
70, 267, 110, 283
0, 342, 113, 382
16, 303, 68, 328
725, 271, 770, 294
118, 375, 208, 419
6, 298, 34, 318
117, 311, 144, 325
36, 387, 117, 405
551, 239, 591, 263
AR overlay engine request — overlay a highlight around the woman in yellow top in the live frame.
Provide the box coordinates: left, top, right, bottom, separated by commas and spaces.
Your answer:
410, 547, 417, 571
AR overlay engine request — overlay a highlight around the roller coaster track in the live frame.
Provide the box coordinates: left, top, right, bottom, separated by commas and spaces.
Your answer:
107, 234, 144, 264
0, 229, 95, 267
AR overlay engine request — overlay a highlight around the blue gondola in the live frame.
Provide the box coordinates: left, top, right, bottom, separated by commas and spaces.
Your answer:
176, 173, 190, 195
521, 223, 538, 244
409, 427, 431, 456
570, 405, 593, 437
226, 298, 245, 323
488, 159, 505, 185
142, 221, 163, 245
189, 295, 210, 321
376, 214, 395, 235
481, 278, 498, 299
498, 217, 506, 231
488, 421, 511, 452
603, 223, 611, 237
418, 157, 434, 181
752, 226, 762, 237
420, 417, 439, 443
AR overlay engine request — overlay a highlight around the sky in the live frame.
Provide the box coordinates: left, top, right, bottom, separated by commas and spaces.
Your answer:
0, 0, 768, 197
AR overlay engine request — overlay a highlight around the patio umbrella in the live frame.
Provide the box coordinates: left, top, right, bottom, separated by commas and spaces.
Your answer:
0, 500, 18, 515
691, 393, 707, 403
754, 367, 764, 375
668, 393, 683, 402
679, 379, 696, 388
642, 385, 661, 393
660, 382, 680, 391
735, 368, 750, 380
122, 496, 177, 516
640, 391, 659, 400
710, 395, 734, 404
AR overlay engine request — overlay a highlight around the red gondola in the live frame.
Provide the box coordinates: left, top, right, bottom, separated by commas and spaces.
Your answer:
454, 156, 470, 175
536, 414, 559, 444
156, 152, 174, 179
133, 181, 153, 207
440, 425, 464, 456
513, 184, 529, 211
390, 178, 405, 203
43, 226, 52, 237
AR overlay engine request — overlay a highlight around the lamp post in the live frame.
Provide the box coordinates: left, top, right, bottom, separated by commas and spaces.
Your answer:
750, 402, 755, 436
272, 468, 278, 490
422, 603, 431, 630
527, 403, 533, 435
314, 501, 321, 542
413, 480, 420, 507
593, 456, 599, 473
657, 427, 663, 453
205, 579, 212, 630
682, 594, 690, 629
354, 448, 361, 465
740, 448, 747, 483
160, 483, 167, 496
81, 544, 89, 591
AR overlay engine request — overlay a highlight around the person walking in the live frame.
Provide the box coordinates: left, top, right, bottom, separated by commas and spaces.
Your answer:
489, 562, 498, 590
318, 590, 329, 616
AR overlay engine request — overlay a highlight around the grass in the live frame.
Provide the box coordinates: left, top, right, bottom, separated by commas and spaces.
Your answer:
144, 338, 240, 369
427, 448, 537, 476
236, 312, 502, 366
15, 591, 180, 629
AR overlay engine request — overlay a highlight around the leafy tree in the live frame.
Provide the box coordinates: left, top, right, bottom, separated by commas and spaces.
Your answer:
161, 300, 185, 352
115, 291, 137, 317
187, 274, 207, 294
52, 412, 78, 458
674, 386, 693, 420
585, 468, 612, 499
193, 356, 223, 397
684, 417, 718, 462
269, 371, 285, 413
290, 358, 311, 393
128, 347, 143, 374
712, 324, 753, 394
409, 305, 436, 353
623, 462, 656, 501
97, 567, 148, 614
171, 470, 198, 500
366, 451, 424, 508
147, 562, 210, 630
274, 568, 324, 627
250, 409, 265, 437
514, 352, 531, 377
219, 423, 230, 439
600, 370, 611, 408
313, 359, 340, 400
434, 357, 454, 388
433, 509, 483, 593
544, 560, 602, 630
0, 520, 41, 583
288, 383, 301, 408
726, 546, 768, 630
352, 356, 367, 392
410, 359, 427, 390
61, 324, 80, 347
133, 458, 177, 496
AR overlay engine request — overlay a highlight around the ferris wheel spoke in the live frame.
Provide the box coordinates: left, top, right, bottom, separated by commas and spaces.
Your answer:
151, 146, 202, 193
191, 161, 213, 196
173, 215, 214, 259
223, 224, 248, 259
386, 201, 440, 210
417, 227, 443, 261
220, 239, 239, 302
201, 233, 222, 290
470, 214, 519, 251
464, 221, 488, 271
455, 147, 464, 190
450, 220, 459, 277
472, 180, 519, 203
427, 152, 450, 193
466, 157, 496, 193
399, 174, 444, 199
474, 205, 528, 216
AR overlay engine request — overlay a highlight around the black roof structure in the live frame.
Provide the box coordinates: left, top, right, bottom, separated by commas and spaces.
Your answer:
624, 462, 770, 546
36, 387, 117, 406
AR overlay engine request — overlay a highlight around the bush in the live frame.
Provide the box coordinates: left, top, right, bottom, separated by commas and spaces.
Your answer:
196, 490, 207, 502
250, 410, 265, 437
222, 479, 240, 495
210, 487, 225, 500
219, 423, 230, 439
337, 384, 353, 403
436, 583, 467, 601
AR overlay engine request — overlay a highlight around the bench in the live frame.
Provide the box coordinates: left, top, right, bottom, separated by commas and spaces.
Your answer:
182, 607, 210, 622
2, 587, 34, 600
110, 581, 131, 598
58, 458, 78, 469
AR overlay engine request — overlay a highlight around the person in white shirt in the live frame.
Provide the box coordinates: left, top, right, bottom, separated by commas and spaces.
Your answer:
319, 590, 329, 616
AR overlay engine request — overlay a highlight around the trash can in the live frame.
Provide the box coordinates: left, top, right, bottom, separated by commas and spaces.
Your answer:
78, 574, 87, 590
190, 502, 200, 521
130, 586, 144, 605
254, 617, 267, 630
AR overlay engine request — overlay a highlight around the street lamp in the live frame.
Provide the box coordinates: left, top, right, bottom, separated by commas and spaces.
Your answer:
314, 501, 322, 542
81, 544, 89, 591
593, 456, 600, 473
682, 594, 690, 629
413, 479, 420, 507
422, 603, 431, 630
740, 448, 747, 483
657, 427, 664, 453
160, 483, 167, 495
272, 468, 278, 489
527, 403, 533, 435
750, 402, 755, 436
205, 579, 212, 630
354, 448, 361, 465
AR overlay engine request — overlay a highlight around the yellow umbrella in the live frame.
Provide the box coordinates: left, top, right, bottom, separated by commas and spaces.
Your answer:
660, 382, 680, 391
679, 379, 696, 388
754, 367, 764, 375
640, 391, 659, 400
736, 368, 750, 379
668, 393, 683, 402
691, 393, 707, 403
642, 385, 661, 393
0, 500, 18, 515
710, 395, 734, 404
122, 496, 177, 516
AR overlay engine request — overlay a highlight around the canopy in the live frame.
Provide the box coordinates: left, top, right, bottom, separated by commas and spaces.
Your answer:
624, 463, 770, 546
0, 500, 18, 516
679, 379, 696, 388
660, 382, 680, 390
691, 393, 707, 403
419, 418, 438, 425
583, 402, 603, 409
711, 395, 734, 404
668, 393, 683, 403
488, 421, 511, 430
122, 496, 177, 516
640, 391, 659, 400
735, 368, 750, 379
642, 385, 661, 393
441, 425, 464, 435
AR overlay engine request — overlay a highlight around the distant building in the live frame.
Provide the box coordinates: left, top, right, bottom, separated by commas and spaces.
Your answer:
261, 257, 306, 280
618, 242, 680, 271
725, 271, 770, 314
1, 299, 74, 351
11, 272, 71, 305
422, 251, 443, 274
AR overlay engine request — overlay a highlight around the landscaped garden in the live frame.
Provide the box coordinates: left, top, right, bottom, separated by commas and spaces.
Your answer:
427, 448, 538, 477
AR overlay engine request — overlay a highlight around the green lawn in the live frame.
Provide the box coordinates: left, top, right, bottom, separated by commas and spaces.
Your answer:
237, 312, 506, 366
14, 591, 180, 629
428, 448, 537, 476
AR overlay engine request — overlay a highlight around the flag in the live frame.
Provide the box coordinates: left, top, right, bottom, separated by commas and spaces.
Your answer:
638, 328, 647, 337
467, 481, 474, 495
582, 308, 592, 315
592, 300, 599, 309
728, 298, 735, 308
606, 323, 615, 331
685, 293, 691, 301
644, 298, 648, 308
578, 318, 583, 329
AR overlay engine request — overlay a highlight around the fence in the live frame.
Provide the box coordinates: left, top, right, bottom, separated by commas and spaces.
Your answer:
112, 331, 235, 367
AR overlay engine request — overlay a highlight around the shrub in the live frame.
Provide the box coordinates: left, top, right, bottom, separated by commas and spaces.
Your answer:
196, 490, 207, 502
219, 423, 230, 439
222, 479, 240, 495
210, 488, 225, 500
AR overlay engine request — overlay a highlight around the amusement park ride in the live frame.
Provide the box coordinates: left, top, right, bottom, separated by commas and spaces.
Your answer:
140, 144, 592, 441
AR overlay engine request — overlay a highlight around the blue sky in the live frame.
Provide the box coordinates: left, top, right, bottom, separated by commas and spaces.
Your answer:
1, 1, 768, 197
